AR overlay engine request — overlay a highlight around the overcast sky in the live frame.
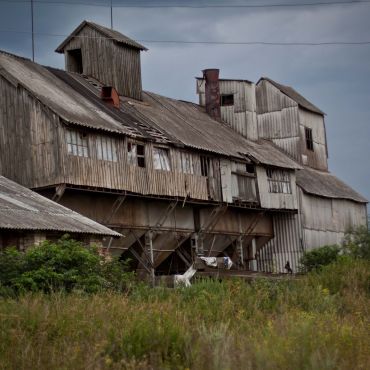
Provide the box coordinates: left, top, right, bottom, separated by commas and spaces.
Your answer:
0, 0, 369, 202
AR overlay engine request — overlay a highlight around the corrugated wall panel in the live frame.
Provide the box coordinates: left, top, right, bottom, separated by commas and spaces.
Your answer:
256, 213, 302, 273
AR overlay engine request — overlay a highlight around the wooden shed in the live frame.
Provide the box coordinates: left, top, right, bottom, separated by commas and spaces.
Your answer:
0, 176, 120, 250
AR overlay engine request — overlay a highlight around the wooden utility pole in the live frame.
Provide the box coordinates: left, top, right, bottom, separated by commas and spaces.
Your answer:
31, 0, 35, 61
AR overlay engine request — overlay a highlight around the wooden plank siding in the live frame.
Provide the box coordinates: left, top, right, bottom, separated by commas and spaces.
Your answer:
256, 166, 298, 210
299, 108, 328, 170
58, 127, 210, 200
299, 189, 367, 249
197, 79, 258, 140
256, 80, 302, 161
0, 75, 63, 188
63, 26, 142, 100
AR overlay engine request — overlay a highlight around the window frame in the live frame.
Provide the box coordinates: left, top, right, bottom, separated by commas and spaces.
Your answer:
127, 141, 146, 168
220, 94, 234, 107
179, 151, 194, 174
153, 146, 171, 171
96, 135, 117, 162
65, 129, 89, 158
305, 127, 314, 151
266, 168, 292, 194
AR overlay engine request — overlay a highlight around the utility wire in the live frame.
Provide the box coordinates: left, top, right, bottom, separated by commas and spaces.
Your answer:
1, 29, 369, 46
0, 0, 370, 8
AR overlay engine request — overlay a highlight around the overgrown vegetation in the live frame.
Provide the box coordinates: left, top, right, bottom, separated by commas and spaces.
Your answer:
0, 236, 134, 297
300, 226, 370, 272
0, 231, 369, 369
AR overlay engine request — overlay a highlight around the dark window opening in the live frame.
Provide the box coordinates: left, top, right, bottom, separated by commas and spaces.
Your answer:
200, 156, 211, 177
305, 127, 314, 151
220, 94, 234, 106
246, 164, 255, 174
67, 49, 83, 74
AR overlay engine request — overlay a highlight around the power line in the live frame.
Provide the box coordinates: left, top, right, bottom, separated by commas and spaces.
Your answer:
1, 29, 369, 46
0, 0, 370, 8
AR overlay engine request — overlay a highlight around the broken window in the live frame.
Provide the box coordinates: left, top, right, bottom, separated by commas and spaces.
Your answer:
180, 152, 194, 174
305, 127, 314, 151
220, 94, 234, 106
246, 164, 255, 174
200, 156, 211, 177
96, 136, 117, 162
153, 147, 171, 171
66, 129, 89, 158
67, 49, 83, 74
266, 168, 292, 194
127, 142, 145, 168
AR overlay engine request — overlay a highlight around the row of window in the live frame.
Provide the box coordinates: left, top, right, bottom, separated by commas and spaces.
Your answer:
66, 130, 293, 195
66, 130, 211, 175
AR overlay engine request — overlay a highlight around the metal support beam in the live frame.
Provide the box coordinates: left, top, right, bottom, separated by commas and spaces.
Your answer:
236, 235, 244, 267
105, 194, 126, 224
154, 200, 178, 230
145, 231, 155, 286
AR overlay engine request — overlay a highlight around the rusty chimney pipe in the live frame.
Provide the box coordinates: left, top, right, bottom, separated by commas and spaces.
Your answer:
202, 68, 221, 121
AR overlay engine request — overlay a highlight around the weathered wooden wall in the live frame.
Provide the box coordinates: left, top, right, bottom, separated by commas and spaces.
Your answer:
256, 80, 302, 161
300, 189, 367, 249
299, 108, 328, 170
58, 127, 213, 200
197, 79, 258, 140
256, 167, 298, 210
63, 26, 142, 100
0, 75, 62, 188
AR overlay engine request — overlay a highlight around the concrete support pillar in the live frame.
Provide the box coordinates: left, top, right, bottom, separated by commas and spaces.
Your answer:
250, 238, 257, 272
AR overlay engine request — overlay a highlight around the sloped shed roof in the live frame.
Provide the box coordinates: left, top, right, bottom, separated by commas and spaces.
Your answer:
55, 20, 147, 52
0, 176, 121, 236
297, 167, 367, 203
0, 50, 300, 170
258, 77, 325, 115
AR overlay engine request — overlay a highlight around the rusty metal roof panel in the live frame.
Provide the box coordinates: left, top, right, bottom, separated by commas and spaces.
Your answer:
297, 167, 367, 203
55, 20, 147, 52
258, 77, 325, 115
0, 176, 121, 236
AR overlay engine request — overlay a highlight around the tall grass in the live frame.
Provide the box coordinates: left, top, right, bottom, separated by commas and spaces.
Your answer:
0, 258, 369, 370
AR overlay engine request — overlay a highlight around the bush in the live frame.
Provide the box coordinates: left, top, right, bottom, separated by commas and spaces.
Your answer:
300, 244, 340, 272
0, 235, 134, 296
342, 226, 370, 260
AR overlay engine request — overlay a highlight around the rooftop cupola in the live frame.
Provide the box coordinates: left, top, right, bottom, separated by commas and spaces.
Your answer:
55, 20, 147, 101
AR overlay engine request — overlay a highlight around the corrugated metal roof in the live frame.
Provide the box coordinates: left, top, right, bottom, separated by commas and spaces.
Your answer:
55, 20, 147, 52
0, 176, 121, 236
0, 49, 300, 170
297, 167, 367, 203
258, 77, 325, 115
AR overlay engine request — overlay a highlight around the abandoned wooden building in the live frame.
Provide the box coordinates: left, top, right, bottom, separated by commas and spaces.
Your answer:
0, 20, 367, 275
0, 175, 120, 250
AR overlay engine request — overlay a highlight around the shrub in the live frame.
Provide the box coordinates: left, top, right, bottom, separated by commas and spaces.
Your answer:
300, 244, 340, 272
0, 235, 134, 296
342, 226, 370, 260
